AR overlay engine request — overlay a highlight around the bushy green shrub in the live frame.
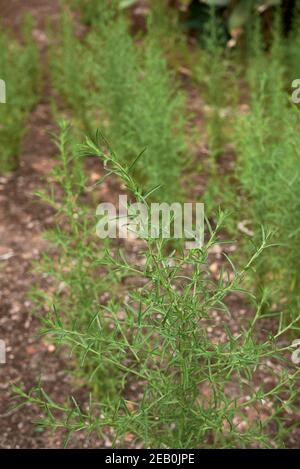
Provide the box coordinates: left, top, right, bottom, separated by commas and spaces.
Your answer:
14, 124, 300, 448
195, 7, 229, 163
49, 10, 93, 133
0, 18, 39, 171
233, 12, 300, 312
91, 17, 188, 201
31, 122, 117, 394
52, 11, 188, 201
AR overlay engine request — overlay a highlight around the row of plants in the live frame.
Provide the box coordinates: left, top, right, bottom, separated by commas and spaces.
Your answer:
8, 2, 300, 447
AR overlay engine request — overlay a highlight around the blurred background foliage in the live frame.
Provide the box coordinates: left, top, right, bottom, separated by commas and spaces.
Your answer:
72, 0, 297, 47
184, 0, 295, 45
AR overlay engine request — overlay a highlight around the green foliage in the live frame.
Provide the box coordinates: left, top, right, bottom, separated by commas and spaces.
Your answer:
92, 17, 188, 201
15, 123, 300, 448
70, 0, 134, 25
233, 12, 300, 311
6, 1, 300, 449
185, 0, 282, 39
286, 0, 300, 79
49, 10, 92, 133
195, 6, 228, 162
146, 0, 184, 57
32, 122, 122, 395
0, 18, 39, 172
86, 16, 139, 140
52, 12, 188, 201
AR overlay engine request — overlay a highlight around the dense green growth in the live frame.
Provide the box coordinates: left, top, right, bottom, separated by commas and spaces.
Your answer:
193, 7, 300, 313
51, 11, 188, 201
6, 1, 300, 449
16, 122, 300, 448
232, 10, 300, 311
195, 6, 230, 162
0, 18, 39, 171
70, 0, 119, 26
49, 10, 92, 132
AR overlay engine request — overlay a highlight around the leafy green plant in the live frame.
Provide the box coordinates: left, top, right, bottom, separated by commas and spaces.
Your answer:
14, 123, 300, 448
0, 17, 39, 172
195, 6, 228, 163
49, 9, 93, 134
31, 121, 118, 395
87, 17, 188, 201
232, 11, 300, 312
194, 5, 242, 218
146, 0, 185, 59
51, 9, 188, 201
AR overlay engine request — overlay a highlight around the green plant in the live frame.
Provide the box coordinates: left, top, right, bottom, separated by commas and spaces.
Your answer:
194, 5, 241, 218
232, 12, 300, 312
195, 6, 228, 163
70, 0, 133, 26
49, 9, 93, 134
50, 11, 188, 201
0, 17, 39, 172
146, 0, 184, 58
31, 121, 118, 395
286, 0, 300, 80
87, 17, 188, 201
14, 123, 300, 448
